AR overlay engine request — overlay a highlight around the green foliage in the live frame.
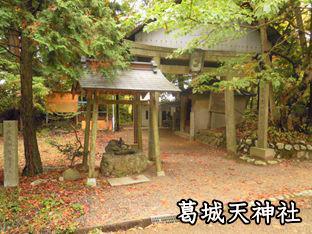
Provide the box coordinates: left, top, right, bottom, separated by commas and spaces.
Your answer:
139, 0, 311, 128
40, 197, 63, 213
0, 73, 49, 113
0, 0, 130, 113
191, 55, 258, 93
142, 0, 254, 57
71, 203, 84, 214
0, 73, 19, 113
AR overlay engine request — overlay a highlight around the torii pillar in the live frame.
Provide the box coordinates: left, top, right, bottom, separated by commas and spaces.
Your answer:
250, 20, 275, 160
86, 91, 99, 187
224, 75, 237, 155
150, 92, 164, 176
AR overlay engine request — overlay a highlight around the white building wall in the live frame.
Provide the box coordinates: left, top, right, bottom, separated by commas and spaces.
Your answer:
135, 28, 261, 53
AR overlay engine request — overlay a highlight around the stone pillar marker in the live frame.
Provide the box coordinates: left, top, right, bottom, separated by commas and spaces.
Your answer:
3, 120, 19, 187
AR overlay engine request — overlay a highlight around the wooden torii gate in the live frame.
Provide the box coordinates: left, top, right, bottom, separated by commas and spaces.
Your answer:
126, 26, 264, 156
129, 42, 243, 155
77, 61, 180, 186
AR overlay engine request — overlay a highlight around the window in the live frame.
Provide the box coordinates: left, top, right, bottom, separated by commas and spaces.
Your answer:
146, 110, 149, 120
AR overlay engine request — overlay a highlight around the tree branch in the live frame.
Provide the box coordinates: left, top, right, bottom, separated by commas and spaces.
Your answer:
270, 50, 298, 75
32, 0, 44, 15
0, 44, 20, 59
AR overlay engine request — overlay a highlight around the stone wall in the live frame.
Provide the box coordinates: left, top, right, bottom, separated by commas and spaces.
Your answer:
195, 130, 225, 147
195, 129, 312, 161
238, 138, 312, 160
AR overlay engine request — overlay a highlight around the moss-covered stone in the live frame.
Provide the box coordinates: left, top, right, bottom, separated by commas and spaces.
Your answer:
100, 152, 149, 177
62, 168, 81, 181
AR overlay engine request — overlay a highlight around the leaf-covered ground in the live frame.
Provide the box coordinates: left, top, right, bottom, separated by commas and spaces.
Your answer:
0, 129, 311, 232
115, 197, 312, 234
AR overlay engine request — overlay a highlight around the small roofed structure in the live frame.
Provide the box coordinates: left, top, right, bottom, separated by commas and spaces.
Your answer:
76, 61, 180, 186
80, 62, 180, 94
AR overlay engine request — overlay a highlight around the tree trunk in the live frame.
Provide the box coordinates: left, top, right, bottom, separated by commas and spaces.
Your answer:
292, 0, 307, 56
20, 35, 42, 176
269, 83, 276, 123
309, 81, 312, 125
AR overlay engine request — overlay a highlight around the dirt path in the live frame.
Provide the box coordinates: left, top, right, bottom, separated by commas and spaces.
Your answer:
120, 207, 312, 234
81, 129, 312, 228
0, 129, 311, 230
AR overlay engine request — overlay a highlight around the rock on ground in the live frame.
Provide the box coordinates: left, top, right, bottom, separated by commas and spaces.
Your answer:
62, 168, 81, 181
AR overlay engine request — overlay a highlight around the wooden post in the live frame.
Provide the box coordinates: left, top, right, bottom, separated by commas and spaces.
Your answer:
224, 76, 237, 155
112, 96, 115, 132
149, 56, 161, 159
136, 94, 143, 150
150, 92, 164, 176
249, 80, 275, 159
133, 95, 138, 144
180, 96, 186, 132
4, 120, 19, 187
106, 104, 109, 130
0, 122, 3, 136
172, 110, 176, 131
116, 95, 120, 131
87, 91, 99, 187
190, 111, 195, 140
82, 92, 92, 168
207, 94, 213, 129
148, 103, 155, 161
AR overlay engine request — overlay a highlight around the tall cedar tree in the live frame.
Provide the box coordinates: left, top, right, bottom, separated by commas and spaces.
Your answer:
0, 0, 128, 176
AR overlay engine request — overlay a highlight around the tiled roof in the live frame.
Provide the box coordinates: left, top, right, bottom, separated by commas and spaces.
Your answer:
79, 62, 180, 93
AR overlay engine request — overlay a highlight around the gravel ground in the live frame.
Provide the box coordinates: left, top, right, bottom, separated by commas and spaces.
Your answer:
119, 205, 312, 234
1, 128, 311, 230
81, 129, 312, 228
